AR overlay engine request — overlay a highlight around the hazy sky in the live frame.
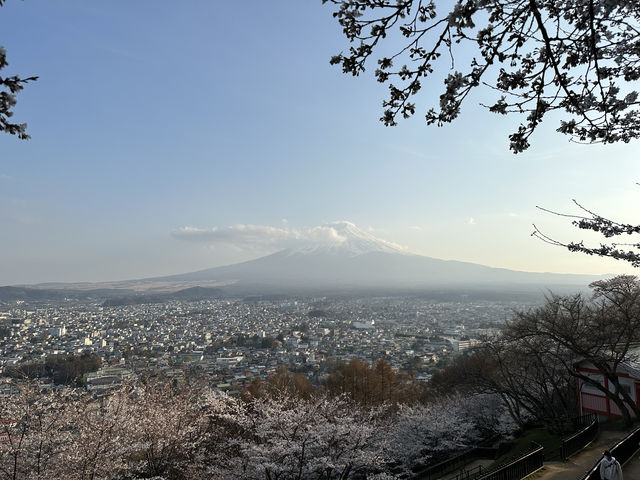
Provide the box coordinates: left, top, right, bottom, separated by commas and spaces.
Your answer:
1, 1, 639, 285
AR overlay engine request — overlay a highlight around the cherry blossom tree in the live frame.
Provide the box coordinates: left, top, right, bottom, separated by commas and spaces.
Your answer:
0, 381, 81, 480
533, 197, 640, 267
0, 379, 212, 480
64, 381, 210, 480
383, 393, 514, 475
0, 378, 519, 479
64, 387, 140, 480
203, 393, 387, 480
324, 0, 640, 152
102, 382, 208, 479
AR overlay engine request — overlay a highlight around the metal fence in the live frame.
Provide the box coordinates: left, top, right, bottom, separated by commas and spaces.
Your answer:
452, 464, 484, 480
572, 413, 598, 431
413, 448, 482, 480
580, 424, 640, 480
476, 442, 544, 480
543, 414, 598, 462
473, 442, 544, 480
415, 414, 596, 480
561, 413, 598, 460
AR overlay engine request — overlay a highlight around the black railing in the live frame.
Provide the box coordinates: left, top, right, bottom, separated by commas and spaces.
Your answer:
452, 464, 484, 480
414, 442, 500, 480
474, 442, 544, 480
543, 414, 598, 462
415, 415, 596, 480
562, 413, 598, 460
573, 413, 598, 431
580, 425, 640, 480
414, 448, 480, 480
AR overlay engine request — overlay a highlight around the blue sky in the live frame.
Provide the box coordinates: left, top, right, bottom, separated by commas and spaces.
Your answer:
1, 1, 639, 284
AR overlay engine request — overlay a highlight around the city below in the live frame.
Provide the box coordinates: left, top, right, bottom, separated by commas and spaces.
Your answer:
0, 292, 534, 395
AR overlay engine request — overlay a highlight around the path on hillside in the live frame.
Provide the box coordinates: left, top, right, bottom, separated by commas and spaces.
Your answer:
620, 452, 640, 477
531, 428, 628, 480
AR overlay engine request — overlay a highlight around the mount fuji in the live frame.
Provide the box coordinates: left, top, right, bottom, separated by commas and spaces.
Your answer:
7, 222, 604, 300
150, 221, 602, 294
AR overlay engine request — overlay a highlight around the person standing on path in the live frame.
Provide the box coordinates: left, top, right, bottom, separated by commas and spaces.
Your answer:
599, 450, 623, 480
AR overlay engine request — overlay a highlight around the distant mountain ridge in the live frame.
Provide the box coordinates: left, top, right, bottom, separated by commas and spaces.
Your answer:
156, 222, 604, 292
161, 249, 601, 290
0, 286, 224, 304
3, 222, 606, 298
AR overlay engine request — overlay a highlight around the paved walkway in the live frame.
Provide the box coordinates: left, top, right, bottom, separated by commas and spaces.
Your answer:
531, 428, 630, 480
440, 426, 637, 480
622, 454, 640, 477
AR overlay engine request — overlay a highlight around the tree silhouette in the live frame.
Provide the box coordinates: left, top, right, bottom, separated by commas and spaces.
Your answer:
505, 276, 640, 426
324, 0, 640, 152
0, 1, 37, 140
533, 196, 640, 267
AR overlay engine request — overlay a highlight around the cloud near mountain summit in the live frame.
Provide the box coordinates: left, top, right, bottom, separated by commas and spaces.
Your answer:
172, 222, 348, 250
171, 221, 404, 253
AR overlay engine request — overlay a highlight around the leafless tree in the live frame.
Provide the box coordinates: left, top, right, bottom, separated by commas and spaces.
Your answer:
506, 275, 640, 426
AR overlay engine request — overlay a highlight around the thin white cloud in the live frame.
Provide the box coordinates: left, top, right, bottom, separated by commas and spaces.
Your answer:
467, 217, 476, 225
408, 225, 423, 231
172, 223, 348, 251
0, 174, 13, 181
171, 221, 406, 253
172, 224, 291, 248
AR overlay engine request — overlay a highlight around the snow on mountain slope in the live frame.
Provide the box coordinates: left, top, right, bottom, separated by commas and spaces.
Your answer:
145, 221, 603, 292
284, 221, 409, 257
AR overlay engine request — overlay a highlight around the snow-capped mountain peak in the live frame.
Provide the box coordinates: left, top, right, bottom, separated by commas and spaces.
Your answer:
283, 221, 409, 257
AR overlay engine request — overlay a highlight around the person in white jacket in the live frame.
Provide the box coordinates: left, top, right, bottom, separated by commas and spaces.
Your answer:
599, 450, 623, 480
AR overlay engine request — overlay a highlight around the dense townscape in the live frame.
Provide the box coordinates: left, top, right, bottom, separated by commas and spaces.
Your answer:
0, 294, 535, 479
0, 295, 526, 394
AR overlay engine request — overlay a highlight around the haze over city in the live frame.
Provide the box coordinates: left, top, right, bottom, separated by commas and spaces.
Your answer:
4, 3, 640, 480
1, 0, 638, 286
